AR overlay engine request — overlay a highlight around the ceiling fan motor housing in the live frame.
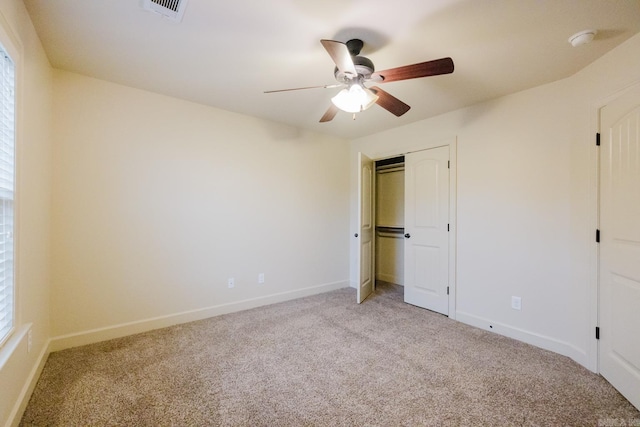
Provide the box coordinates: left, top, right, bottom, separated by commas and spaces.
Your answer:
333, 38, 375, 83
334, 55, 375, 82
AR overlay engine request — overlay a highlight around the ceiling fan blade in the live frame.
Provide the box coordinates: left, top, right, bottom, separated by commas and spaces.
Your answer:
320, 39, 357, 77
370, 86, 411, 117
264, 83, 342, 93
319, 104, 339, 123
372, 57, 454, 83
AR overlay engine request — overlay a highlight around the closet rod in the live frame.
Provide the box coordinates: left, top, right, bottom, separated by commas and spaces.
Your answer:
376, 226, 405, 234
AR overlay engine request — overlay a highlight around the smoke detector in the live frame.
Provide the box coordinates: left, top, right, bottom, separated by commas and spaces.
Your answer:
568, 29, 597, 47
142, 0, 188, 22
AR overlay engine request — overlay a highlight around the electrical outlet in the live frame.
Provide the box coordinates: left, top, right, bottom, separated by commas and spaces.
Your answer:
511, 296, 522, 310
227, 278, 235, 288
27, 329, 33, 353
258, 273, 265, 284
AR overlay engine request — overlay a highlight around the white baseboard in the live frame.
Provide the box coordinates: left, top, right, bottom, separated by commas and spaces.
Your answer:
50, 280, 349, 352
6, 336, 51, 427
456, 311, 589, 370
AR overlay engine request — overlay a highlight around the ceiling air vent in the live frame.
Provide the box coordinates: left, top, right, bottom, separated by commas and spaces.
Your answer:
142, 0, 188, 22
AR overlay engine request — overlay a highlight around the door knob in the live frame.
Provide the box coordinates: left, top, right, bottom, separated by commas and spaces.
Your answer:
354, 233, 359, 238
404, 233, 411, 238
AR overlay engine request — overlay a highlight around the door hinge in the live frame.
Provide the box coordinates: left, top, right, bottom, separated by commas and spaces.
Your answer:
447, 286, 449, 295
596, 229, 600, 243
448, 160, 450, 169
596, 133, 600, 146
595, 326, 600, 340
447, 224, 450, 232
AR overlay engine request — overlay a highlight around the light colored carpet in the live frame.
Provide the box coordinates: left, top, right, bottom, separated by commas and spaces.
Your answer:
21, 283, 640, 426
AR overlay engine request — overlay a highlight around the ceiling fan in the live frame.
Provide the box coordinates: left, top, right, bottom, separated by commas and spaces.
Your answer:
264, 39, 454, 123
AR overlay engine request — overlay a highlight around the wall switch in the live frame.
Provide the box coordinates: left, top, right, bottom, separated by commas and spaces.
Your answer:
27, 329, 33, 353
511, 296, 522, 310
258, 273, 265, 284
227, 278, 235, 288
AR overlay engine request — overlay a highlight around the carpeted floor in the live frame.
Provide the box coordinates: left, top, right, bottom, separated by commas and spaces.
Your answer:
21, 283, 640, 426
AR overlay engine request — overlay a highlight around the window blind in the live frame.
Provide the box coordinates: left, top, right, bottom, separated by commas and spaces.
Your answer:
0, 44, 14, 346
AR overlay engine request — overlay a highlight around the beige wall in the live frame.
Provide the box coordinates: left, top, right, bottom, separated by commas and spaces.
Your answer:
50, 70, 350, 343
350, 32, 640, 371
0, 0, 52, 425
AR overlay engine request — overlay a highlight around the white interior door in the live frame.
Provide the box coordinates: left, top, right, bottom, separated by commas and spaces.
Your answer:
357, 152, 374, 303
599, 85, 640, 410
404, 146, 449, 315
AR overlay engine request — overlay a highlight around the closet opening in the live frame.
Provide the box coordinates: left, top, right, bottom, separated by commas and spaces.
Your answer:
375, 155, 405, 291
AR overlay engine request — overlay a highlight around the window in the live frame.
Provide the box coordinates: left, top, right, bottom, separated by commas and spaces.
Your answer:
0, 42, 14, 346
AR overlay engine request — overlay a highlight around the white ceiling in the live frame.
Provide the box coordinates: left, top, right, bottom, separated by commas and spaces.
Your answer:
23, 0, 640, 140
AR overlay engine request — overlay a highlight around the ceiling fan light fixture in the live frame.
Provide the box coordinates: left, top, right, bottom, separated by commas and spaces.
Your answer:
331, 83, 378, 113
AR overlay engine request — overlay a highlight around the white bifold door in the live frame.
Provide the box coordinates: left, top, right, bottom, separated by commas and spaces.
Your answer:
403, 146, 450, 315
599, 85, 640, 411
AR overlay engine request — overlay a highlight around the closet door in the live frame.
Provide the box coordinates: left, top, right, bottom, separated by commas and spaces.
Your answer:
356, 152, 374, 303
404, 146, 449, 315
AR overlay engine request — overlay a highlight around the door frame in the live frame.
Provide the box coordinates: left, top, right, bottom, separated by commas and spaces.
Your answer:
590, 80, 640, 373
351, 137, 457, 318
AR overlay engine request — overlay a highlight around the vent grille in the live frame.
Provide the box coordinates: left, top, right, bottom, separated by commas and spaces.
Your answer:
143, 0, 188, 22
151, 0, 180, 12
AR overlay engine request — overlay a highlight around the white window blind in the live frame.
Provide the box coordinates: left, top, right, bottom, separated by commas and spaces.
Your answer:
0, 43, 14, 346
